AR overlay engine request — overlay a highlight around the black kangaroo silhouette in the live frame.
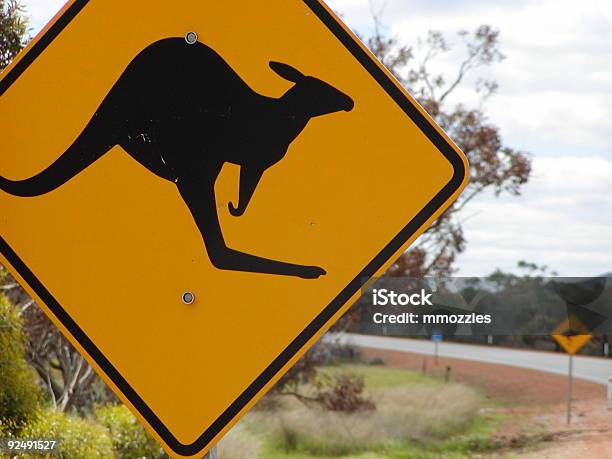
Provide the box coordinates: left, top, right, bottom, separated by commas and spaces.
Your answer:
0, 38, 354, 279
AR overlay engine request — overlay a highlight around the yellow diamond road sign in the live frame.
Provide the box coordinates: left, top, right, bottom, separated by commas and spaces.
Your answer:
0, 0, 468, 457
552, 317, 592, 355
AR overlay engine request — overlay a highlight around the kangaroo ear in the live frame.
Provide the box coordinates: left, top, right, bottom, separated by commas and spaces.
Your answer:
269, 61, 305, 83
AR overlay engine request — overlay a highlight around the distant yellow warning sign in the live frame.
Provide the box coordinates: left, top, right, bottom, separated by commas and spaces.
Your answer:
552, 318, 592, 355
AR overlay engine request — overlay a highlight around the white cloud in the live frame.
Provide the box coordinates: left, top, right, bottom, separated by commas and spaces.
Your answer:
457, 156, 612, 276
23, 0, 65, 35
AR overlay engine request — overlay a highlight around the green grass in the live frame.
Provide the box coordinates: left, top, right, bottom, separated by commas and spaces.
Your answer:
318, 364, 444, 390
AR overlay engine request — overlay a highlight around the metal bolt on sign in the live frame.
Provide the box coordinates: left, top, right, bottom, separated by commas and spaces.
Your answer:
185, 31, 198, 44
182, 291, 195, 305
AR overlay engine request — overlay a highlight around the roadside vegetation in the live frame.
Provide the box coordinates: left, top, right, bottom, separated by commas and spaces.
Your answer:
233, 364, 504, 459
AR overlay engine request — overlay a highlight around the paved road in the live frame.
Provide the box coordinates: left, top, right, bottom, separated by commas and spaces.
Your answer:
340, 333, 612, 386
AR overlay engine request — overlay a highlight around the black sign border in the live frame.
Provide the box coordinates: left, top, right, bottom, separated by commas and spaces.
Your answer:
0, 0, 466, 455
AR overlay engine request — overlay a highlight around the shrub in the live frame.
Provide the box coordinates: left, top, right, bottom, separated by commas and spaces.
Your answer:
94, 404, 166, 459
21, 409, 115, 458
0, 294, 40, 431
314, 373, 375, 413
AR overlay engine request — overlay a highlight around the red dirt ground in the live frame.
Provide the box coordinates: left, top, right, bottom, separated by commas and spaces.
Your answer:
360, 347, 612, 457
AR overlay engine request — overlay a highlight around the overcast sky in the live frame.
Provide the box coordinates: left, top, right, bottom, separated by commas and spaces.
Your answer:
19, 0, 612, 277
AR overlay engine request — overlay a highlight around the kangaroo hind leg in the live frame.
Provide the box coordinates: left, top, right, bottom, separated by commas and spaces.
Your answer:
177, 177, 326, 279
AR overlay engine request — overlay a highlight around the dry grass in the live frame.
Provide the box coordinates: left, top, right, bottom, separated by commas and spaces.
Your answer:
253, 383, 481, 456
218, 423, 262, 459
375, 384, 482, 439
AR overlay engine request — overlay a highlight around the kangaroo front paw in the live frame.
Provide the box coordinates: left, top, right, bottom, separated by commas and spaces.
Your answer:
298, 266, 327, 279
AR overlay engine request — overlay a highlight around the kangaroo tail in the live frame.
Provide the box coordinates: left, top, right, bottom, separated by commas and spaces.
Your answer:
0, 126, 114, 197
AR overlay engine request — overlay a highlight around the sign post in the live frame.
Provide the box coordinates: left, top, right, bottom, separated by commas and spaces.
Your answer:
204, 446, 217, 459
566, 354, 573, 425
435, 340, 439, 365
0, 1, 468, 456
432, 331, 443, 365
552, 318, 592, 425
607, 376, 612, 410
